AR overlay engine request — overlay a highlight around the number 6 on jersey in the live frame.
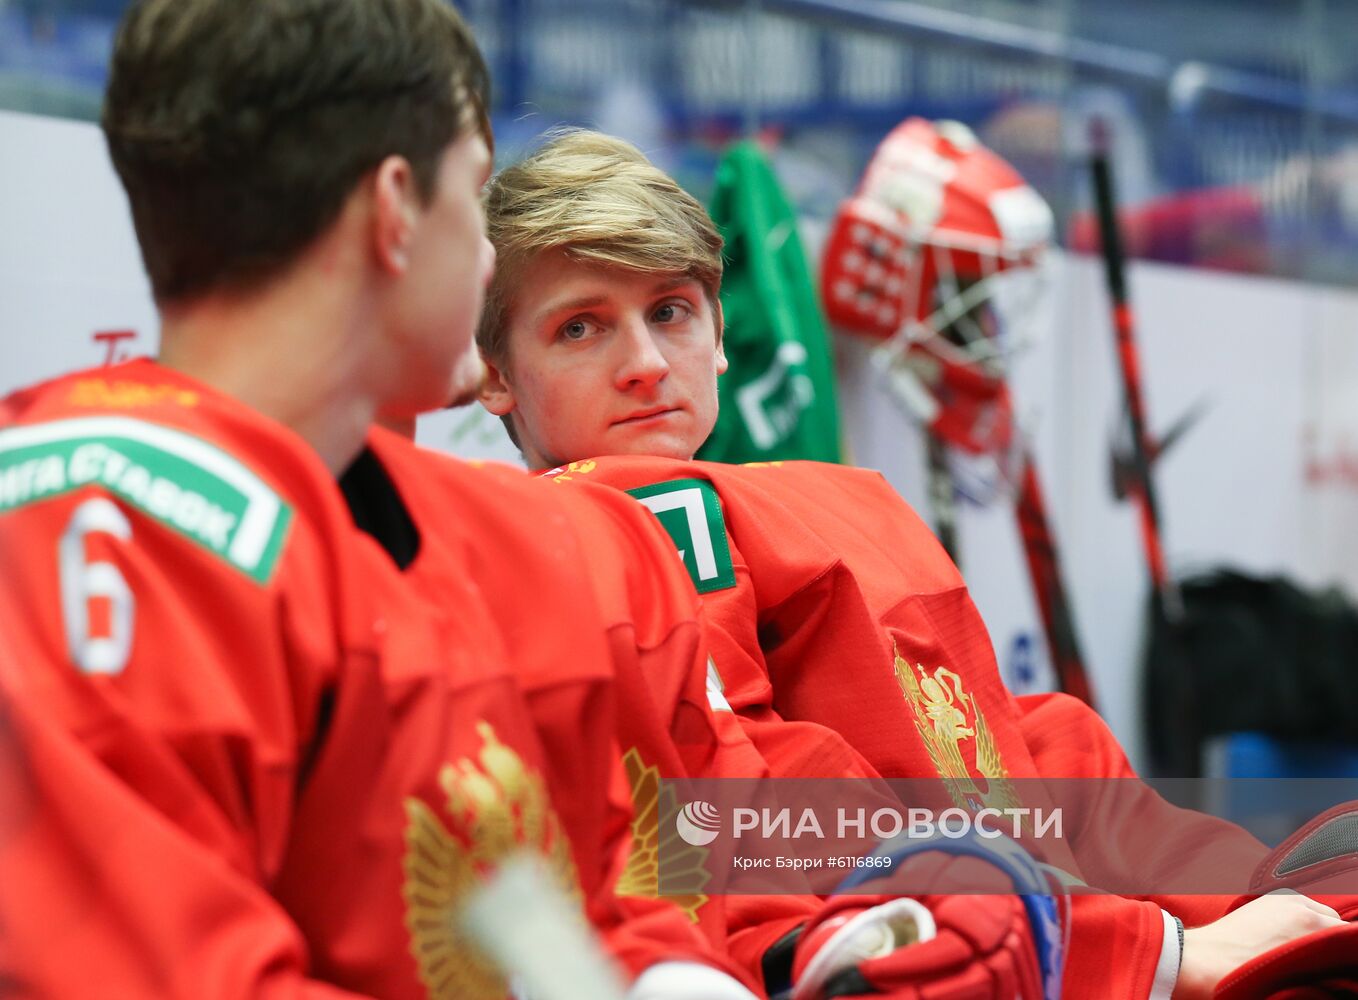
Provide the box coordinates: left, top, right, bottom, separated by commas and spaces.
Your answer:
60, 497, 135, 675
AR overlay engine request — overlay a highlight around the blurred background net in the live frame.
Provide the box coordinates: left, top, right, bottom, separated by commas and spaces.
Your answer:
5, 0, 1358, 285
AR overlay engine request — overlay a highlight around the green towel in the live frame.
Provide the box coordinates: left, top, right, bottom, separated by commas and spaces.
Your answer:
697, 142, 843, 464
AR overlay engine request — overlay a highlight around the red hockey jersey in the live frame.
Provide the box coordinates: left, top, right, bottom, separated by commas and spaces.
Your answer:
0, 362, 736, 998
543, 455, 1267, 998
365, 430, 780, 984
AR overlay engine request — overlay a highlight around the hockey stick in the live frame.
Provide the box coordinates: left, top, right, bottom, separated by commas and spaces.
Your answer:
1089, 120, 1199, 778
888, 340, 1093, 702
925, 432, 960, 563
1089, 119, 1181, 623
925, 428, 1095, 706
1014, 448, 1096, 707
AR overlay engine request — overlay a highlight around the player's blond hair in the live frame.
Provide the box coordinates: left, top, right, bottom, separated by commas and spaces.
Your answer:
478, 129, 724, 367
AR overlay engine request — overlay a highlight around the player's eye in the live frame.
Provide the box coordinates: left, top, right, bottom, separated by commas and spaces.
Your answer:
558, 317, 601, 342
651, 300, 692, 324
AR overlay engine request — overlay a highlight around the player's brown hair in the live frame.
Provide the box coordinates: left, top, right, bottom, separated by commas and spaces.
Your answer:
103, 0, 490, 302
477, 129, 724, 369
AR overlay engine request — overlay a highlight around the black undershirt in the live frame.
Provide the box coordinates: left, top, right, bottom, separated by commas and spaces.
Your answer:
338, 446, 420, 570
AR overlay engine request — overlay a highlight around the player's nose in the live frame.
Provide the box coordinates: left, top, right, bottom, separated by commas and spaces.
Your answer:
614, 315, 669, 390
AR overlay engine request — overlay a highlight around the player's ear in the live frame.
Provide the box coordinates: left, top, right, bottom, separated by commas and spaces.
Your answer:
478, 357, 517, 416
371, 155, 420, 275
712, 297, 729, 376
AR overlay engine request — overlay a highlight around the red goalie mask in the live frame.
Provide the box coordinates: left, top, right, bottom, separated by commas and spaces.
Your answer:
822, 118, 1053, 463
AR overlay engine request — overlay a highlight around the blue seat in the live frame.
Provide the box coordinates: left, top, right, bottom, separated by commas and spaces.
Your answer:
1207, 732, 1358, 845
1221, 732, 1358, 779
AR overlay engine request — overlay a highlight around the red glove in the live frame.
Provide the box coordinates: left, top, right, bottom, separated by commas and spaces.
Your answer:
789, 893, 1046, 999
1250, 801, 1358, 912
1212, 804, 1358, 997
1214, 922, 1358, 999
1216, 801, 1358, 925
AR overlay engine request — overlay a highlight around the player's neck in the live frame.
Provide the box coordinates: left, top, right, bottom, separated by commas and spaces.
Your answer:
157, 266, 382, 475
377, 414, 417, 441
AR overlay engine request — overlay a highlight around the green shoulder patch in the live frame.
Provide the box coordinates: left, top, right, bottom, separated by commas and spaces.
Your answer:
0, 415, 293, 583
626, 478, 736, 594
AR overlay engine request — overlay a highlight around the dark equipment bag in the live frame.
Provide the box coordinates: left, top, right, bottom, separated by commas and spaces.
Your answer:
1143, 568, 1358, 777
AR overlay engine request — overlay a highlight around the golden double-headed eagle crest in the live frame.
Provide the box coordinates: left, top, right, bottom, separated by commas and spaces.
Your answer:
892, 640, 1021, 816
403, 721, 581, 1000
616, 748, 711, 923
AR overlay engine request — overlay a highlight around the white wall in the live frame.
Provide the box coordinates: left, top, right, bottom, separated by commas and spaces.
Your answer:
0, 111, 158, 383
8, 109, 1358, 769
